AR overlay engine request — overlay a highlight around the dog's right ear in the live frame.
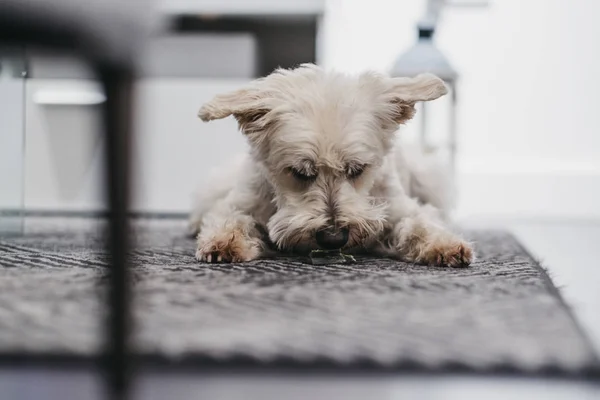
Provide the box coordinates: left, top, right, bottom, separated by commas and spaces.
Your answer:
198, 88, 263, 121
198, 86, 273, 135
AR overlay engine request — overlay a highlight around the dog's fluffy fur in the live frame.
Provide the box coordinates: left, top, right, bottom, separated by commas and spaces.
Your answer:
190, 64, 473, 267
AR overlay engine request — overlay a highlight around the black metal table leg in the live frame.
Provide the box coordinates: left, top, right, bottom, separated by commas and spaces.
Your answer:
99, 63, 134, 400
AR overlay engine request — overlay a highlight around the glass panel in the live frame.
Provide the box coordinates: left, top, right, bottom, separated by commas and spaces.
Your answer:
0, 47, 26, 235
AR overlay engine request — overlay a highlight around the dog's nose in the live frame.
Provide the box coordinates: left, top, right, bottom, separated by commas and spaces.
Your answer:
315, 227, 349, 249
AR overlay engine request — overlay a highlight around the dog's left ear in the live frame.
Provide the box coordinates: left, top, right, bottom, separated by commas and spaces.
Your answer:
385, 73, 448, 124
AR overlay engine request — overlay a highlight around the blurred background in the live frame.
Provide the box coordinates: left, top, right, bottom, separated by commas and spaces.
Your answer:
1, 0, 599, 222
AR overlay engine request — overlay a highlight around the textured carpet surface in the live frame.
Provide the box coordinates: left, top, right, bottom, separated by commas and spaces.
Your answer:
0, 217, 597, 374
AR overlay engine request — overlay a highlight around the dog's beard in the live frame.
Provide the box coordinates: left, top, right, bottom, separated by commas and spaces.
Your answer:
267, 200, 387, 254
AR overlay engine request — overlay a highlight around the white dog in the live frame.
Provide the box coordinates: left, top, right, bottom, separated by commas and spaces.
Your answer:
190, 64, 473, 267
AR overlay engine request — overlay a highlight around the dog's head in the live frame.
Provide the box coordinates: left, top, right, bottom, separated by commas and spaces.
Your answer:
199, 64, 447, 253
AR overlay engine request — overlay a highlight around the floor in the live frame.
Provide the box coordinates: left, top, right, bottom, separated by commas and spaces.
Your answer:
1, 218, 599, 399
146, 219, 600, 399
1, 370, 599, 400
466, 219, 600, 354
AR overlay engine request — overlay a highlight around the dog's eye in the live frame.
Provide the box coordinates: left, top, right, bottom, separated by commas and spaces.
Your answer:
289, 167, 317, 182
347, 164, 366, 179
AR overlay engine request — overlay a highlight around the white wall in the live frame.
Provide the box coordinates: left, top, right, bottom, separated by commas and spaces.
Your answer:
439, 0, 600, 219
322, 0, 600, 219
12, 0, 600, 219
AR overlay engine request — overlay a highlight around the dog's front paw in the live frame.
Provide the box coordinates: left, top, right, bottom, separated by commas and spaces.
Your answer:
421, 238, 473, 267
400, 233, 473, 267
196, 232, 261, 263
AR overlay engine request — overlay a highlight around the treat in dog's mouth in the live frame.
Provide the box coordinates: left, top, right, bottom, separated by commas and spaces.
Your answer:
308, 249, 356, 265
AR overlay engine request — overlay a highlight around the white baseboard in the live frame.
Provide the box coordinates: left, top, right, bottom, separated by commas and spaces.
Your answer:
454, 171, 600, 220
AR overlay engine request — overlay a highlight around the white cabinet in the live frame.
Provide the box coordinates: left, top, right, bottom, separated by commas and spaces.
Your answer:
131, 78, 250, 213
23, 78, 250, 213
20, 1, 324, 214
158, 0, 324, 15
0, 73, 25, 211
24, 79, 106, 211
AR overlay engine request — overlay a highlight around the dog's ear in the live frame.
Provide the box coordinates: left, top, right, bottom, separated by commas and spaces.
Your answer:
385, 73, 448, 124
198, 86, 273, 135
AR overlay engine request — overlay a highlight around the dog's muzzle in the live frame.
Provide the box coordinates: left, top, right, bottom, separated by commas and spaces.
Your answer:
315, 227, 349, 249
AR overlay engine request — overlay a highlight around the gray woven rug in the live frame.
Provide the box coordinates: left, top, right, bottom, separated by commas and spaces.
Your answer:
0, 217, 598, 375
